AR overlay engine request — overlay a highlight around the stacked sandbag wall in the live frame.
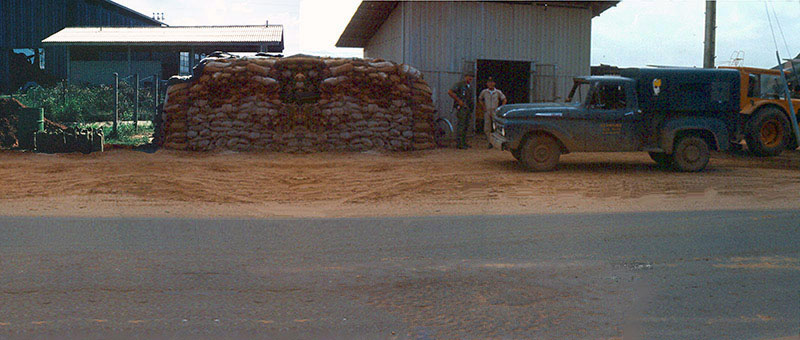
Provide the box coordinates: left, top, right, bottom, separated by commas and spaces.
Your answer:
158, 54, 436, 152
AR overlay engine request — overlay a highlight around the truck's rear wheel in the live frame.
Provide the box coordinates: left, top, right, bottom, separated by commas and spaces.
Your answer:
746, 107, 790, 156
519, 135, 560, 171
671, 136, 710, 172
648, 152, 673, 168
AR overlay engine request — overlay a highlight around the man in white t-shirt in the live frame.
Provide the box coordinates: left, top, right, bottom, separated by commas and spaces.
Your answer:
478, 77, 507, 148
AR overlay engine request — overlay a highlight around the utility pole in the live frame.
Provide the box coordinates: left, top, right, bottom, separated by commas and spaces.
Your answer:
703, 0, 717, 68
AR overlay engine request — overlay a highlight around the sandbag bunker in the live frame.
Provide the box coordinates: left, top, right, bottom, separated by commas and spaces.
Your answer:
157, 54, 437, 152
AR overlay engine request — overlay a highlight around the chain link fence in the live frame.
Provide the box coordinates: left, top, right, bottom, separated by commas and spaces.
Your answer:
109, 73, 166, 136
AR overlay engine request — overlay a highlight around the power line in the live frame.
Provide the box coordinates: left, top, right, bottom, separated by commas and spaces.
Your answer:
764, 1, 780, 53
768, 1, 792, 58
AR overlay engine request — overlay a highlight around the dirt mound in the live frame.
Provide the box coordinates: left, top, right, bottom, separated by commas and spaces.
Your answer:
0, 98, 25, 148
0, 97, 67, 149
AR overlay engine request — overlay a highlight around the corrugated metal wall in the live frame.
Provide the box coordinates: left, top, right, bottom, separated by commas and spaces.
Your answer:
0, 0, 7, 91
1, 0, 159, 92
364, 5, 402, 62
365, 1, 592, 122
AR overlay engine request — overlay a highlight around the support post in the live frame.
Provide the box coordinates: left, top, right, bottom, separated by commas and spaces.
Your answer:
153, 74, 159, 121
65, 47, 71, 84
113, 72, 119, 137
127, 46, 132, 76
703, 0, 716, 68
134, 73, 139, 132
190, 47, 195, 73
777, 52, 800, 149
62, 80, 67, 107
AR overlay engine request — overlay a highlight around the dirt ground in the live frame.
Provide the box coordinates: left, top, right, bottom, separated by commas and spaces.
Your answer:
0, 141, 799, 218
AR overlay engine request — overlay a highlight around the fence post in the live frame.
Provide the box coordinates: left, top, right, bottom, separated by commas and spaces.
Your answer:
153, 74, 158, 121
62, 80, 67, 107
134, 73, 139, 133
113, 72, 119, 137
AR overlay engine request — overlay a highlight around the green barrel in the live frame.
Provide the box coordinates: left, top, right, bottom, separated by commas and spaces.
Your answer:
16, 108, 44, 150
17, 108, 44, 133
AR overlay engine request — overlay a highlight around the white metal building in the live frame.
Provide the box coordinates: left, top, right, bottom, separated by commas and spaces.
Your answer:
42, 25, 284, 85
337, 1, 618, 123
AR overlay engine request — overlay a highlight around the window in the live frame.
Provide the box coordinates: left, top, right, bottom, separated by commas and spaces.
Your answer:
589, 84, 627, 110
11, 48, 45, 70
568, 81, 591, 105
180, 52, 190, 75
747, 74, 759, 97
759, 74, 782, 99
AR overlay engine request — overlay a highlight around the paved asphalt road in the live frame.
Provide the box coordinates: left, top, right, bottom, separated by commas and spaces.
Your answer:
0, 210, 798, 339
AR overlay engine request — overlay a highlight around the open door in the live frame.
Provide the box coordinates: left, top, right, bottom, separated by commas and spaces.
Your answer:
476, 59, 531, 133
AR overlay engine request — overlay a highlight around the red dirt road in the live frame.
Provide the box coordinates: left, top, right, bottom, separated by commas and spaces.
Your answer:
0, 147, 798, 218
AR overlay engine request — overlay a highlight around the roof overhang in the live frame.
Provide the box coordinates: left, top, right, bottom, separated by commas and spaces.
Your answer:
42, 26, 284, 52
336, 1, 398, 48
336, 1, 620, 48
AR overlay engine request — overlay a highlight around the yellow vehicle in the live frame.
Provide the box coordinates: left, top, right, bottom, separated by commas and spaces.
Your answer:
719, 66, 800, 156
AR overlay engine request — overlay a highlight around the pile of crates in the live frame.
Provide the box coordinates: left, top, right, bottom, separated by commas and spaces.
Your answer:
34, 127, 104, 154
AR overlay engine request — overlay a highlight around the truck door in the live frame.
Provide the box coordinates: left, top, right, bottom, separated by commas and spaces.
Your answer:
581, 82, 641, 152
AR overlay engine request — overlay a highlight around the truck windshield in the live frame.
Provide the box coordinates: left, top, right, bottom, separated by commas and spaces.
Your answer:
753, 73, 786, 99
760, 74, 784, 99
567, 82, 591, 105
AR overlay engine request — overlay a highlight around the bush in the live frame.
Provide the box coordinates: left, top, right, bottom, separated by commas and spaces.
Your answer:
15, 81, 160, 124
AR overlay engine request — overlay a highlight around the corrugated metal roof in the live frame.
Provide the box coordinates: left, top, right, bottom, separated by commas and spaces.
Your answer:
100, 0, 165, 26
42, 25, 283, 46
336, 0, 620, 48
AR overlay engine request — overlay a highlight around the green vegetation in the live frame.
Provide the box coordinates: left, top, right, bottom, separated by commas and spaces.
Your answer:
14, 81, 159, 124
82, 122, 154, 146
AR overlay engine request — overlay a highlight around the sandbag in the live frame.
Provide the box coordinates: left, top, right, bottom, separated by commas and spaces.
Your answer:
159, 54, 436, 153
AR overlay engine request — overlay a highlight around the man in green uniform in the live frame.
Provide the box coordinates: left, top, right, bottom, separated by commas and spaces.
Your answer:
448, 73, 475, 149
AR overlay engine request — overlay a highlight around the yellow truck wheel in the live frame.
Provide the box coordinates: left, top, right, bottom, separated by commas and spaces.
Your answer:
746, 107, 790, 157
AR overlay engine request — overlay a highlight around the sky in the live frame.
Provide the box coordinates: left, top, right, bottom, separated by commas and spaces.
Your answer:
114, 0, 800, 69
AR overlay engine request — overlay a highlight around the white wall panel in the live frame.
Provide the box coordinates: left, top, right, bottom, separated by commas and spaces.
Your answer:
365, 1, 593, 123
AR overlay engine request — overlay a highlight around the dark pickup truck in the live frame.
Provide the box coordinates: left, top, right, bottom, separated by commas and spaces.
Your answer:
490, 68, 741, 172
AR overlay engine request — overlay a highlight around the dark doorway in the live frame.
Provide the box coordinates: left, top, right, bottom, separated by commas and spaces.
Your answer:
476, 59, 530, 105
476, 59, 530, 132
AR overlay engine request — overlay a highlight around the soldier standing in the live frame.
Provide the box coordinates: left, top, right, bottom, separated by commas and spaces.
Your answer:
448, 73, 475, 149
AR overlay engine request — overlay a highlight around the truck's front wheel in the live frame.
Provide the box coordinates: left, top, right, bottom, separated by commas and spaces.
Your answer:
746, 107, 790, 156
519, 135, 560, 171
671, 136, 710, 172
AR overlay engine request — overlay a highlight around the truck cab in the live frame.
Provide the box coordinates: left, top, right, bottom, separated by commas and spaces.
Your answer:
491, 68, 740, 172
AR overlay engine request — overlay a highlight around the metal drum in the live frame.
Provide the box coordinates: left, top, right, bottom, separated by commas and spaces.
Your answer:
16, 108, 44, 150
